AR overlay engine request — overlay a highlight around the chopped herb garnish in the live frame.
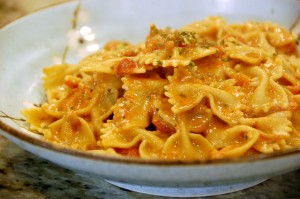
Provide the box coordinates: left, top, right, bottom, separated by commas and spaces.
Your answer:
221, 57, 231, 62
273, 50, 279, 57
178, 48, 185, 55
156, 60, 163, 65
179, 93, 187, 98
188, 61, 196, 67
179, 31, 197, 46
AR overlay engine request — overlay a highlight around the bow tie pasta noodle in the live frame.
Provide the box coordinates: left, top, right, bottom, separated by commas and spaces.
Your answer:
22, 17, 300, 161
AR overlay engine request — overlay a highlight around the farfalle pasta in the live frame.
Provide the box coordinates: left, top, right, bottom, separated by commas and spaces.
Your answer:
22, 17, 300, 160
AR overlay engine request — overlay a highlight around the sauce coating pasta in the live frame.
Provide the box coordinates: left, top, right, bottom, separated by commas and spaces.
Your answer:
22, 17, 300, 160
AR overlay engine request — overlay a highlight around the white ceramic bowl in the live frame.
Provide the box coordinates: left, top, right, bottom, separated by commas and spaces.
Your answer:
1, 0, 300, 197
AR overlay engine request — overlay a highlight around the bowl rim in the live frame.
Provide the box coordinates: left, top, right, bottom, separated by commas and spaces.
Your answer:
1, 0, 300, 30
0, 0, 72, 29
0, 0, 300, 166
1, 119, 300, 166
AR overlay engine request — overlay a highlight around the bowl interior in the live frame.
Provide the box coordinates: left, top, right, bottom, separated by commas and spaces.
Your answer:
0, 0, 300, 163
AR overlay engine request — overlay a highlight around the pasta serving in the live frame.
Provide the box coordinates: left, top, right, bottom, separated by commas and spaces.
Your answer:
22, 17, 300, 161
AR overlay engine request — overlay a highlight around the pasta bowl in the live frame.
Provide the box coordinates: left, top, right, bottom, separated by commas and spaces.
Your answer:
1, 0, 300, 197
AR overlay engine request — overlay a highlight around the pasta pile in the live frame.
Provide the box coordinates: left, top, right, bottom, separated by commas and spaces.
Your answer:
22, 17, 300, 160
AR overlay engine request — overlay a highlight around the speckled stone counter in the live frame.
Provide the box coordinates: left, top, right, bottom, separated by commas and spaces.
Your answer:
1, 1, 300, 198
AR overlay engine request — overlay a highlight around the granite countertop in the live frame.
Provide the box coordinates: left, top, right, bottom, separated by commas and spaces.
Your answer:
0, 1, 300, 198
